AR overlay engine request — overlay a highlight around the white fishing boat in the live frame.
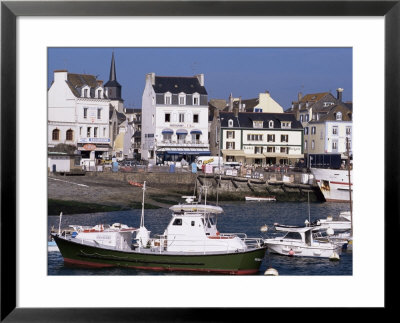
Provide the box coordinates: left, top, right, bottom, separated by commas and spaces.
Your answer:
52, 183, 267, 274
245, 196, 276, 202
311, 168, 353, 202
264, 223, 342, 258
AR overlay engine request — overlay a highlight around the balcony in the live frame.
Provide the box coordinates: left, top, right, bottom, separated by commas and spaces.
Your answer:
157, 140, 209, 148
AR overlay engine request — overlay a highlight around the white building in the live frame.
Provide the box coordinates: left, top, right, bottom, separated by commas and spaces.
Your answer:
141, 73, 210, 165
48, 70, 111, 163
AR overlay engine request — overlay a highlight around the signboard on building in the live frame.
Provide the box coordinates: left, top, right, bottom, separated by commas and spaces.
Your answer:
83, 144, 97, 151
79, 138, 110, 144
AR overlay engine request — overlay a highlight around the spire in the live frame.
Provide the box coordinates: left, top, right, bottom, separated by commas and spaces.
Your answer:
109, 52, 117, 82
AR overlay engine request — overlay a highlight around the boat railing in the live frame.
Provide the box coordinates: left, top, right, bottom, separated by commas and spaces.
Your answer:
145, 233, 262, 253
220, 233, 247, 239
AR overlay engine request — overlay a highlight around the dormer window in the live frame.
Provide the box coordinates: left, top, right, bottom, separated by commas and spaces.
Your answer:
164, 92, 172, 105
253, 121, 263, 128
84, 89, 88, 97
228, 119, 233, 127
281, 122, 292, 129
179, 93, 186, 105
97, 89, 103, 99
193, 93, 200, 105
82, 86, 90, 98
336, 112, 342, 120
268, 120, 274, 128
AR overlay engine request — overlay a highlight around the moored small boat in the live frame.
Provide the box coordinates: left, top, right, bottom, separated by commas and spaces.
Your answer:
245, 196, 276, 202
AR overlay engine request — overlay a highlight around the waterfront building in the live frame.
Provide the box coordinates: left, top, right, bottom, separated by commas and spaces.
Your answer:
219, 111, 304, 165
125, 108, 142, 159
141, 73, 210, 165
231, 91, 284, 113
48, 70, 111, 164
287, 88, 352, 165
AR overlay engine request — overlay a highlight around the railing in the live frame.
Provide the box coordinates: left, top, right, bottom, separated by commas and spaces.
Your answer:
158, 141, 209, 147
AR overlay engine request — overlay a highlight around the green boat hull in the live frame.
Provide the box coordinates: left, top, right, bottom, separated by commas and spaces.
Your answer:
53, 235, 267, 275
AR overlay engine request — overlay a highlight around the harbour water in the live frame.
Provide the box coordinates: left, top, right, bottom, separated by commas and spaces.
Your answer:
48, 201, 352, 276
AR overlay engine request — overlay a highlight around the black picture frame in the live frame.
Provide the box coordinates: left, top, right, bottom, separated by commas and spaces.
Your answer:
1, 1, 398, 321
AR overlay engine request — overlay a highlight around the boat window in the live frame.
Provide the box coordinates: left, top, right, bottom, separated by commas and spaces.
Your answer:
209, 218, 214, 225
284, 232, 302, 240
172, 218, 182, 226
191, 221, 195, 226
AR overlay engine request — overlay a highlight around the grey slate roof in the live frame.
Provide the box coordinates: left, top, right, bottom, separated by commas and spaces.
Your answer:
153, 76, 207, 95
220, 112, 302, 129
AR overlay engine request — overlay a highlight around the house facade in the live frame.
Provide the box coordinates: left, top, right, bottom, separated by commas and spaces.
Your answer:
48, 70, 111, 163
219, 112, 304, 166
141, 73, 210, 165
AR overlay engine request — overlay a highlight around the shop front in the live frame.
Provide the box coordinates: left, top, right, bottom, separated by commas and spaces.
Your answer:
156, 148, 210, 165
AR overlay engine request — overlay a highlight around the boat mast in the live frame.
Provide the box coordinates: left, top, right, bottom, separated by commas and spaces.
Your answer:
58, 212, 63, 235
346, 137, 353, 236
140, 181, 146, 228
307, 191, 311, 225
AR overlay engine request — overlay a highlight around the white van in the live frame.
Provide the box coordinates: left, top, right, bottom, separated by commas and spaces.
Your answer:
195, 156, 224, 170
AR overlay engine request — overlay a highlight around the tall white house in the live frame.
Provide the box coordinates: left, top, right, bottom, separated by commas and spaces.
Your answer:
141, 73, 210, 165
48, 70, 111, 162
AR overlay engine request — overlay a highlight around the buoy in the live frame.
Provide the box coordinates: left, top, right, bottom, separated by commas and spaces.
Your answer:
288, 249, 295, 256
329, 252, 340, 261
326, 227, 335, 236
264, 267, 279, 276
260, 225, 268, 232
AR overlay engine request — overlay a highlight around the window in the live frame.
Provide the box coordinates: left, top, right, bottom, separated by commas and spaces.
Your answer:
97, 108, 101, 119
228, 119, 233, 127
281, 122, 291, 129
346, 139, 352, 150
94, 127, 98, 138
52, 129, 60, 141
280, 147, 287, 153
84, 108, 88, 119
193, 114, 199, 123
247, 134, 263, 141
281, 134, 288, 142
332, 141, 337, 150
191, 133, 200, 143
87, 127, 91, 138
66, 129, 73, 141
227, 131, 235, 139
193, 94, 200, 105
332, 126, 338, 135
255, 146, 263, 154
305, 114, 309, 122
268, 120, 274, 128
254, 108, 262, 112
79, 127, 82, 136
97, 89, 102, 98
311, 140, 315, 150
311, 126, 316, 134
267, 134, 275, 142
336, 112, 342, 120
179, 93, 186, 105
304, 140, 308, 150
179, 113, 185, 123
191, 221, 195, 226
165, 93, 172, 105
346, 126, 351, 135
226, 142, 235, 149
300, 115, 303, 122
172, 218, 182, 226
84, 89, 88, 97
163, 133, 172, 142
253, 121, 263, 128
165, 113, 171, 122
304, 127, 309, 135
103, 127, 106, 137
267, 146, 275, 153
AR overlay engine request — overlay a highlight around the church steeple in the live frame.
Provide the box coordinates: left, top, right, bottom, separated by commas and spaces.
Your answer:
109, 51, 117, 82
104, 51, 123, 102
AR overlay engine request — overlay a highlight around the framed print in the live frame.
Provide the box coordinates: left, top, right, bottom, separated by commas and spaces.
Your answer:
1, 0, 398, 321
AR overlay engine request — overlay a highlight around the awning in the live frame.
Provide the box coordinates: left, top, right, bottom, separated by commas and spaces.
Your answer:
263, 153, 304, 158
244, 154, 265, 159
190, 129, 202, 134
162, 129, 173, 134
176, 129, 188, 135
221, 150, 246, 157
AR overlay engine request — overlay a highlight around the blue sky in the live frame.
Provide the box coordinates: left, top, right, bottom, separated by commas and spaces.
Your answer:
48, 47, 352, 109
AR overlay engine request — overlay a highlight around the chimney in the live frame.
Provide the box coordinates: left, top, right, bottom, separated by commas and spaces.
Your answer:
337, 88, 344, 101
97, 80, 103, 87
239, 96, 242, 112
298, 92, 303, 102
229, 93, 233, 112
146, 73, 155, 85
234, 106, 239, 117
195, 74, 204, 86
54, 70, 68, 83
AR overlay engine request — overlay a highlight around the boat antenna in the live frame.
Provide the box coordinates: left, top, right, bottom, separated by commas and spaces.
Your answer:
307, 191, 311, 225
58, 212, 63, 235
140, 181, 146, 228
